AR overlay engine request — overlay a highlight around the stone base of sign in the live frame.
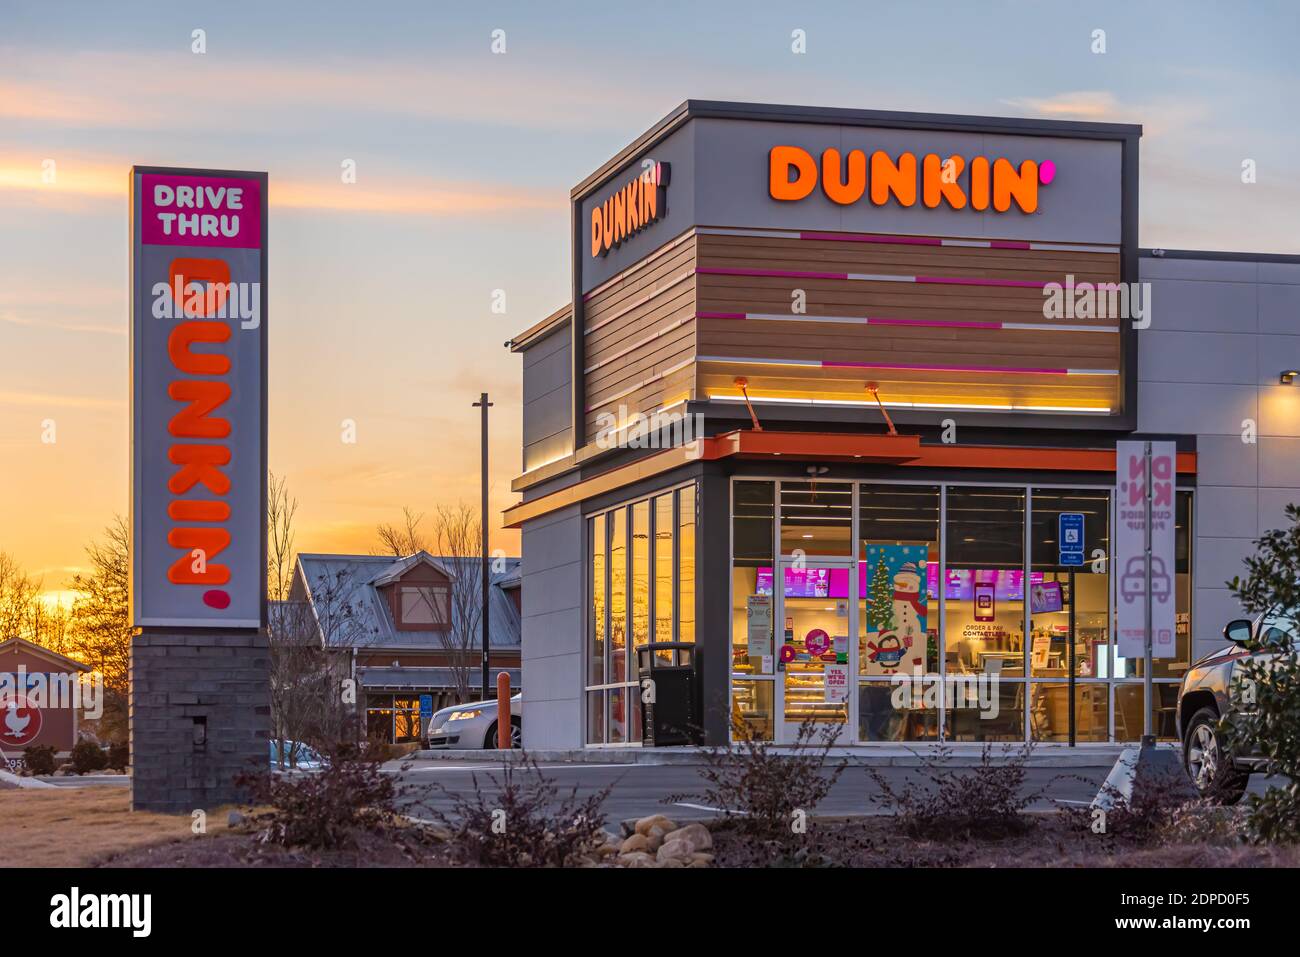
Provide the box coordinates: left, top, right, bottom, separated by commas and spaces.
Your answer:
129, 629, 270, 814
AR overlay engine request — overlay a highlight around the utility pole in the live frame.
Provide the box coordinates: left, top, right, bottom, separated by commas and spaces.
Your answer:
472, 393, 493, 702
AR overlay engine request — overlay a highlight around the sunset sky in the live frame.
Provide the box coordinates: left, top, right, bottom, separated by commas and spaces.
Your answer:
2, 0, 1297, 603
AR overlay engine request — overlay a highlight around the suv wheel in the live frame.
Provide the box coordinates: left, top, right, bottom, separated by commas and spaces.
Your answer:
1183, 707, 1247, 805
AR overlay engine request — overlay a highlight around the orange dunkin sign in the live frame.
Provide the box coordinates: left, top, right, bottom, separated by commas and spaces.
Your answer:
590, 161, 670, 257
769, 146, 1056, 213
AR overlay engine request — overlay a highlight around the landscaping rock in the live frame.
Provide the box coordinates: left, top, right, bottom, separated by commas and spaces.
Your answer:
689, 852, 714, 867
664, 822, 712, 853
634, 814, 676, 836
644, 824, 669, 852
656, 837, 694, 863
620, 833, 650, 854
618, 851, 658, 868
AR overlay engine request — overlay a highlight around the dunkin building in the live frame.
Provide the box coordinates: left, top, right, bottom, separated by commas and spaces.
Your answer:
505, 101, 1300, 749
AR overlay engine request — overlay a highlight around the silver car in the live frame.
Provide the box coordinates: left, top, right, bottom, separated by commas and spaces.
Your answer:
426, 694, 522, 749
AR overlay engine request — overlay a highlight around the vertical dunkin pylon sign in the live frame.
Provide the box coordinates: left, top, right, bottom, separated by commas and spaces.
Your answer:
131, 167, 267, 628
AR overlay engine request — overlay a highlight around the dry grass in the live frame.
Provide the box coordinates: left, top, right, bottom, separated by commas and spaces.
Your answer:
0, 787, 242, 867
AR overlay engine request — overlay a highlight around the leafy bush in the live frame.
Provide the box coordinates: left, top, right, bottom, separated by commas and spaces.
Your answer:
70, 740, 108, 774
665, 717, 846, 843
423, 757, 612, 867
1223, 502, 1300, 844
106, 741, 129, 771
23, 744, 57, 776
866, 744, 1048, 840
236, 741, 400, 850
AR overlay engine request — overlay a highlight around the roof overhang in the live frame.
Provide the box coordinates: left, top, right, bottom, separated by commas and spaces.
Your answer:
502, 430, 1195, 529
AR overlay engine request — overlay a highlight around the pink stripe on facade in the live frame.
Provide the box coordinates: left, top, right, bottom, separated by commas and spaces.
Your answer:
822, 360, 1069, 374
915, 275, 1048, 288
697, 266, 848, 280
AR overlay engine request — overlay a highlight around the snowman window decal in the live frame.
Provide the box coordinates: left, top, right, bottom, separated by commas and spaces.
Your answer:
863, 546, 929, 676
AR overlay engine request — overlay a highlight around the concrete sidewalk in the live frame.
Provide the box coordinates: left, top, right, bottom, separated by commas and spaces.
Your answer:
408, 744, 1164, 769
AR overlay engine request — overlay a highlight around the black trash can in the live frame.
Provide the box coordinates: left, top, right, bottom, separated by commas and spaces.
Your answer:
636, 642, 702, 746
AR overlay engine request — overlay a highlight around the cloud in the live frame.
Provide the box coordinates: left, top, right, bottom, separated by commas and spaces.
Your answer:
0, 49, 653, 134
0, 390, 124, 410
0, 310, 126, 337
0, 151, 560, 216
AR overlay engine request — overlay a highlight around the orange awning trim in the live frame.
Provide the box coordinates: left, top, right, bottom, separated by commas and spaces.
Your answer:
501, 430, 1196, 529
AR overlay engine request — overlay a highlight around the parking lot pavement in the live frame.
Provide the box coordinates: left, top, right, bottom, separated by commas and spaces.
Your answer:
390, 759, 1290, 825
390, 761, 1113, 824
40, 775, 131, 788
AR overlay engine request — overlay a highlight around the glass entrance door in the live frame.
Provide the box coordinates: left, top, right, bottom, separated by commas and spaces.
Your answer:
775, 559, 855, 744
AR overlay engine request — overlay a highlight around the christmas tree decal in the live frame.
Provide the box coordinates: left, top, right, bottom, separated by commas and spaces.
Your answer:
867, 554, 895, 634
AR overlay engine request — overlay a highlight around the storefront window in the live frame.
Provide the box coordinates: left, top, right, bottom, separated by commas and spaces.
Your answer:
585, 482, 698, 745
587, 690, 604, 745
609, 506, 628, 683
632, 501, 650, 650
654, 494, 673, 643
1114, 683, 1179, 741
732, 481, 775, 677
1030, 684, 1109, 742
780, 480, 852, 556
859, 680, 940, 741
731, 678, 774, 741
678, 485, 696, 642
1029, 489, 1111, 679
944, 487, 1026, 679
590, 514, 606, 685
858, 484, 939, 742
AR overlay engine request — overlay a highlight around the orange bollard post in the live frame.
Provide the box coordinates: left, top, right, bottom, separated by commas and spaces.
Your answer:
497, 671, 512, 749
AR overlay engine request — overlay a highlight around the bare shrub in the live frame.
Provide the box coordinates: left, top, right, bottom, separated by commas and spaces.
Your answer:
665, 717, 847, 843
236, 740, 402, 851
866, 744, 1049, 840
422, 757, 613, 867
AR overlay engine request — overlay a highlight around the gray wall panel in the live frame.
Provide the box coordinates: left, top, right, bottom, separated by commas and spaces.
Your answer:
1139, 255, 1300, 660
519, 504, 584, 748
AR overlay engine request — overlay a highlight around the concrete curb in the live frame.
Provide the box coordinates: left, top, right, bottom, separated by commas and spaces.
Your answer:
0, 768, 59, 789
407, 745, 1161, 769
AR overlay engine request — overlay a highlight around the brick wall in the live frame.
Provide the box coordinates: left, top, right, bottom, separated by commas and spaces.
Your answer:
130, 630, 270, 814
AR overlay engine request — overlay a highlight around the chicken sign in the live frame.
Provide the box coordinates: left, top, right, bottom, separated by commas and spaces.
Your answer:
0, 696, 42, 748
130, 167, 267, 628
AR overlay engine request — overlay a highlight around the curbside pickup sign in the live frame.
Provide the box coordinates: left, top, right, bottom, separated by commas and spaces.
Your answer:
130, 167, 267, 629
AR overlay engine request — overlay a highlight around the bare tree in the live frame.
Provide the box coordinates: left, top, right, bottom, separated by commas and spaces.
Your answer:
372, 504, 490, 705
431, 504, 488, 706
374, 506, 430, 557
0, 552, 41, 642
267, 473, 375, 764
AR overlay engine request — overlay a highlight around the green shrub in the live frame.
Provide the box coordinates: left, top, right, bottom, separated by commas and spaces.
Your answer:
23, 744, 57, 776
70, 740, 108, 774
107, 741, 129, 771
1224, 502, 1300, 844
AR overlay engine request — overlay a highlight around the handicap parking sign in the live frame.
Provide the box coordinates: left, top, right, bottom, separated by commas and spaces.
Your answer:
1058, 513, 1085, 566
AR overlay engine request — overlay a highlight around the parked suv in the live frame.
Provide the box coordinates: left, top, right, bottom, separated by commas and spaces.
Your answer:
1176, 607, 1298, 803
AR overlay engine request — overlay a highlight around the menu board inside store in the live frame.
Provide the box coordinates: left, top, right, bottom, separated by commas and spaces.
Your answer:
756, 564, 1044, 600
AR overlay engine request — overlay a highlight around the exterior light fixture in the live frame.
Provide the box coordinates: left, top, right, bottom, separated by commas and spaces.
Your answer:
733, 377, 764, 431
1281, 370, 1299, 385
865, 381, 899, 436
